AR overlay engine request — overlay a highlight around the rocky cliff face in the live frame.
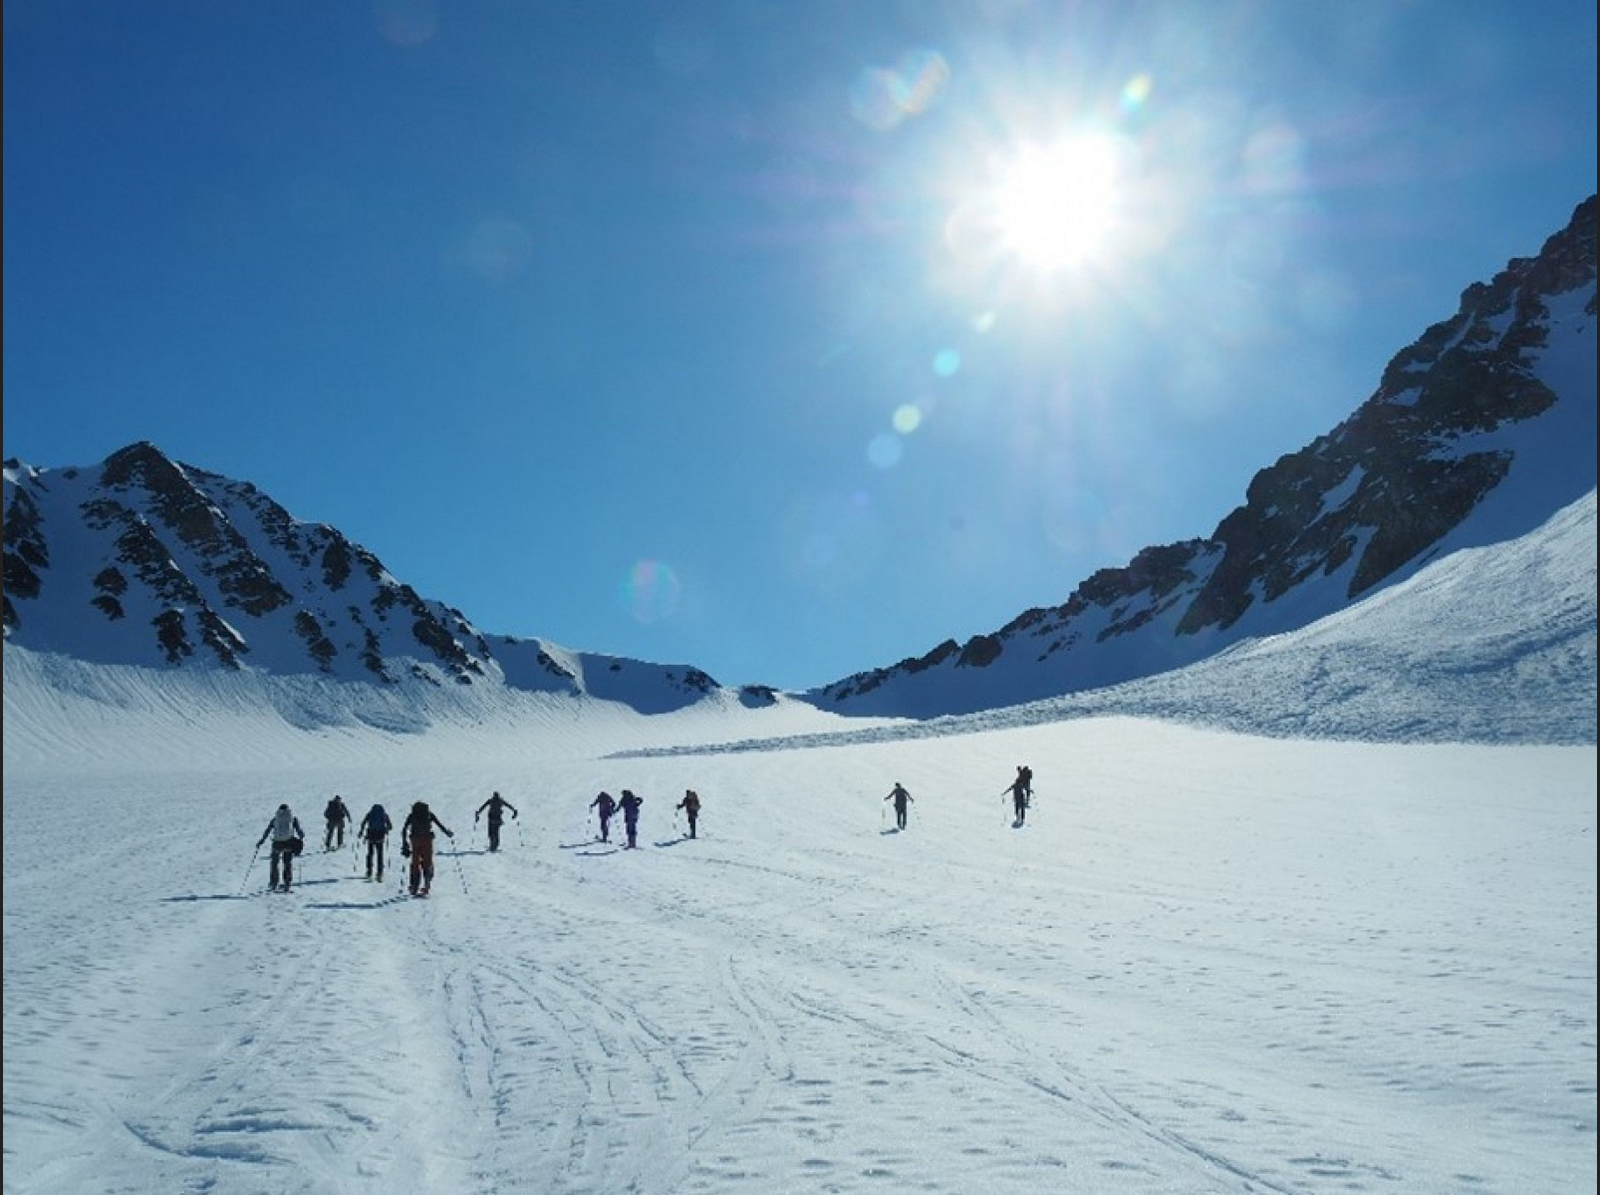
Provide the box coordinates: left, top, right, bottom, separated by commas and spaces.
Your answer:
808, 195, 1597, 717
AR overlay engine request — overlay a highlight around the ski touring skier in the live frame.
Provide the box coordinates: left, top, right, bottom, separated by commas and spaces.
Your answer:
1006, 765, 1033, 827
676, 789, 702, 839
257, 803, 305, 892
400, 801, 454, 897
885, 783, 914, 830
359, 802, 393, 881
617, 790, 644, 849
590, 791, 618, 843
324, 794, 353, 851
475, 791, 519, 853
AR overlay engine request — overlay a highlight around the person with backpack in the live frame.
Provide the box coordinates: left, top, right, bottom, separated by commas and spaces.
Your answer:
1006, 765, 1033, 826
590, 791, 618, 843
475, 790, 519, 853
256, 803, 305, 893
617, 789, 644, 849
359, 802, 393, 881
884, 782, 914, 830
400, 801, 454, 896
324, 794, 353, 851
675, 789, 702, 839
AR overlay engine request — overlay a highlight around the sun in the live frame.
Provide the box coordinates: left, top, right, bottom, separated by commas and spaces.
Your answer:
990, 133, 1126, 270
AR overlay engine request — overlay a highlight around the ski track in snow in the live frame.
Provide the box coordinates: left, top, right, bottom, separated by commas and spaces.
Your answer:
4, 721, 1596, 1194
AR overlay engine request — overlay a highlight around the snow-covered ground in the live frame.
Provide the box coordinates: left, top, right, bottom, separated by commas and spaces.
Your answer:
4, 493, 1596, 1194
3, 709, 1593, 1195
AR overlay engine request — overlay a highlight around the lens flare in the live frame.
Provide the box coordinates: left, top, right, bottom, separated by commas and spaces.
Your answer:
620, 560, 681, 625
849, 48, 949, 131
374, 0, 436, 46
867, 433, 903, 469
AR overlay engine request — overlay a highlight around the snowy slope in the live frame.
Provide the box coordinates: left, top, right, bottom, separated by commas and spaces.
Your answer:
3, 489, 1596, 1194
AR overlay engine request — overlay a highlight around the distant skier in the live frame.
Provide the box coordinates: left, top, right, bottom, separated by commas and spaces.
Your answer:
590, 791, 618, 843
256, 803, 305, 892
617, 789, 644, 849
400, 801, 454, 897
475, 791, 519, 853
885, 782, 914, 830
359, 802, 392, 881
324, 794, 353, 851
1006, 765, 1033, 826
676, 789, 701, 839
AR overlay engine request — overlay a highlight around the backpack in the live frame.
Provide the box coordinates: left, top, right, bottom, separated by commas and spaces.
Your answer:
326, 797, 341, 820
271, 806, 295, 841
366, 804, 390, 838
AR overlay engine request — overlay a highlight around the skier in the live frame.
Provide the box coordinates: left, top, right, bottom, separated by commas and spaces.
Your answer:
324, 793, 353, 851
676, 789, 701, 839
590, 791, 618, 843
885, 782, 914, 830
475, 790, 519, 853
359, 802, 392, 881
617, 789, 644, 849
400, 801, 454, 896
1006, 765, 1032, 826
256, 803, 305, 892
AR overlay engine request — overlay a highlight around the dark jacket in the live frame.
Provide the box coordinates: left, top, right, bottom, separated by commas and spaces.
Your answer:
476, 793, 519, 825
402, 806, 453, 846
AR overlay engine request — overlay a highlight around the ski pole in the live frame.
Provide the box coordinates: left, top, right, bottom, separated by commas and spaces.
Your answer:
239, 841, 263, 895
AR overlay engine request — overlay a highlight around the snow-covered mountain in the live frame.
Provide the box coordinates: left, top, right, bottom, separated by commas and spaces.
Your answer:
2, 440, 779, 716
812, 195, 1597, 716
4, 197, 1595, 741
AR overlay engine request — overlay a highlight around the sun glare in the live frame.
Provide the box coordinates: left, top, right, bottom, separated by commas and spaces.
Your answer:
992, 134, 1125, 269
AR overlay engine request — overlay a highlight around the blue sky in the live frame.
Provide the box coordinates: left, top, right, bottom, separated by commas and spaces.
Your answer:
4, 1, 1596, 690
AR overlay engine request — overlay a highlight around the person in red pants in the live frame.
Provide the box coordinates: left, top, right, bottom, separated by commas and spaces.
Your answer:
400, 801, 454, 895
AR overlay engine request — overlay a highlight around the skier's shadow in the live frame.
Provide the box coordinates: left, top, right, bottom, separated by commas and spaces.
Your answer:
562, 838, 621, 856
163, 893, 250, 903
880, 827, 904, 836
306, 895, 411, 911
